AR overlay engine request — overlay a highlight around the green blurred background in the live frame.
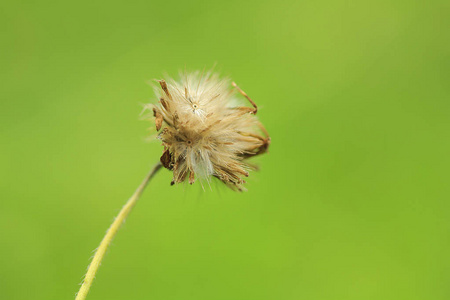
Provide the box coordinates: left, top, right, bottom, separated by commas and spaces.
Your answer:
1, 0, 449, 299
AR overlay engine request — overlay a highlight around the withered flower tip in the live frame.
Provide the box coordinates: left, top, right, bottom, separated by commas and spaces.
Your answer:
145, 71, 270, 191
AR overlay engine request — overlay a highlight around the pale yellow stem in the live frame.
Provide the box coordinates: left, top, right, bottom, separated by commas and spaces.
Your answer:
75, 162, 162, 300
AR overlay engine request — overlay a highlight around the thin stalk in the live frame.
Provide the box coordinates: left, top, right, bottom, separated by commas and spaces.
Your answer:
75, 162, 162, 300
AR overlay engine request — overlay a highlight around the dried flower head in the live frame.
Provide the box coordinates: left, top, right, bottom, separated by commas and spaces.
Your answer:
145, 71, 270, 191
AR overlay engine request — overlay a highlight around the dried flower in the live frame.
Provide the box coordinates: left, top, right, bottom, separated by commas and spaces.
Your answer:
145, 71, 270, 191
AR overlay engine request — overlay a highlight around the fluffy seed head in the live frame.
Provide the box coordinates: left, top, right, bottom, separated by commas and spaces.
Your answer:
145, 71, 270, 191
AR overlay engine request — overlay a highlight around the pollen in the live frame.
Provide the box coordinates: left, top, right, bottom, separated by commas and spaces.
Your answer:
145, 71, 270, 191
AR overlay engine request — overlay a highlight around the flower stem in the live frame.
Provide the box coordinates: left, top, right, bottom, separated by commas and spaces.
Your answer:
75, 162, 162, 300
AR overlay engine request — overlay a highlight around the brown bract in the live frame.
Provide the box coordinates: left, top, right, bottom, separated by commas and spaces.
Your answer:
145, 71, 270, 191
